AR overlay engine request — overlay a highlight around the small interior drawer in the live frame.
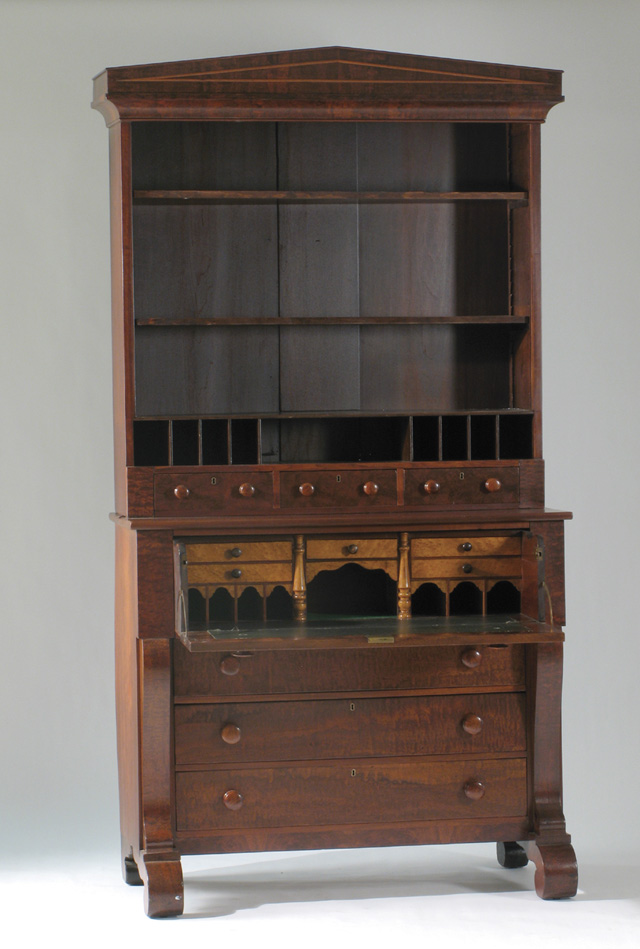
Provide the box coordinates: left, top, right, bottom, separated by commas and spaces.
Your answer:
412, 536, 521, 558
306, 537, 398, 560
411, 557, 521, 580
185, 540, 293, 563
187, 563, 293, 584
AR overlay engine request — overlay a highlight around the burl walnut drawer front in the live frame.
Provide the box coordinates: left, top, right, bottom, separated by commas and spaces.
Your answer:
174, 692, 526, 765
411, 537, 521, 558
186, 541, 293, 563
175, 757, 527, 831
404, 467, 519, 506
187, 563, 293, 584
306, 537, 398, 560
154, 472, 274, 515
173, 644, 526, 697
411, 558, 520, 580
279, 469, 397, 509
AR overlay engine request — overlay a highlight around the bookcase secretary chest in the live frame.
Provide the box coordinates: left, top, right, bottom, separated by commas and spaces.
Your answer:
92, 47, 577, 918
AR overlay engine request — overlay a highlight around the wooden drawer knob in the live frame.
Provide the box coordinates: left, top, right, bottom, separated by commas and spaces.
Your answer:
462, 563, 473, 574
238, 483, 255, 497
221, 723, 242, 745
222, 789, 244, 811
461, 713, 484, 736
363, 481, 379, 496
460, 648, 482, 669
484, 477, 502, 493
463, 779, 486, 801
299, 482, 315, 496
461, 542, 472, 552
230, 568, 242, 579
173, 484, 190, 499
423, 479, 440, 495
347, 544, 359, 555
220, 656, 240, 676
230, 547, 243, 558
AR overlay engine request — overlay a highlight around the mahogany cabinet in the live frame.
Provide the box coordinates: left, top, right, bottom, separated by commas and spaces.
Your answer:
92, 47, 577, 917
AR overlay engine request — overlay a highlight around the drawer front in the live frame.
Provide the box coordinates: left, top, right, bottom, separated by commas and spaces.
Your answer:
186, 540, 293, 563
411, 558, 521, 580
412, 536, 521, 558
187, 563, 292, 584
280, 469, 398, 510
404, 467, 519, 507
154, 472, 274, 516
174, 692, 526, 765
154, 471, 273, 517
175, 757, 527, 831
173, 643, 526, 697
306, 537, 398, 560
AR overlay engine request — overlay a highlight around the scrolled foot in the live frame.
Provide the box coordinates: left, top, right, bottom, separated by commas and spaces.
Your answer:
497, 841, 529, 869
140, 850, 184, 918
526, 841, 578, 900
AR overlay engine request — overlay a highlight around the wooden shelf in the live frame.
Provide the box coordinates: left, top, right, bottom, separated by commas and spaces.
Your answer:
133, 189, 528, 203
135, 314, 530, 327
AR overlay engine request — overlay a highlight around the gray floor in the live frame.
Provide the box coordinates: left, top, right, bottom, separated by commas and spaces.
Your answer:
5, 844, 638, 946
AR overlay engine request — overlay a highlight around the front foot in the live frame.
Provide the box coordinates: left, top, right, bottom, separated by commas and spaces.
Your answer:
140, 850, 184, 918
526, 841, 578, 900
497, 841, 529, 869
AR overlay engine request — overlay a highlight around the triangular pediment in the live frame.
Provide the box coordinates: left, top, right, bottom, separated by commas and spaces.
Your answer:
93, 46, 563, 124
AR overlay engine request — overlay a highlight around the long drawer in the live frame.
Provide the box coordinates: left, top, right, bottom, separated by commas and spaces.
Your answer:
175, 692, 526, 765
173, 643, 525, 697
175, 757, 527, 831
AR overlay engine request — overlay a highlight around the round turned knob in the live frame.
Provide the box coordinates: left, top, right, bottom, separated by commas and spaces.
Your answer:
222, 789, 244, 811
238, 483, 255, 497
484, 477, 502, 493
347, 544, 359, 555
230, 547, 243, 558
463, 779, 486, 801
461, 542, 472, 552
221, 723, 242, 745
423, 480, 440, 495
462, 563, 473, 574
220, 656, 240, 676
461, 713, 484, 736
299, 482, 315, 497
362, 481, 379, 496
173, 484, 190, 500
460, 648, 483, 669
230, 568, 242, 579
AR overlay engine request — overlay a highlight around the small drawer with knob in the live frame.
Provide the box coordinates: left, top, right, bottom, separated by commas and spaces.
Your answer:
404, 467, 520, 507
154, 471, 274, 515
186, 561, 293, 585
279, 469, 398, 510
184, 540, 293, 564
412, 536, 521, 558
306, 536, 398, 561
173, 692, 526, 765
411, 556, 521, 580
174, 757, 527, 831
